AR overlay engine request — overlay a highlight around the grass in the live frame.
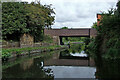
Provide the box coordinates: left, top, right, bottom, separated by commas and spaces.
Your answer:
2, 45, 65, 60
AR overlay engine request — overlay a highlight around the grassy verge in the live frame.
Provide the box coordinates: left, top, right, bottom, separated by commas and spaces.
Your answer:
2, 45, 65, 61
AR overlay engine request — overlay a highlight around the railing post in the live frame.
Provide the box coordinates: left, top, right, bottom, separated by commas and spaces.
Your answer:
89, 29, 90, 38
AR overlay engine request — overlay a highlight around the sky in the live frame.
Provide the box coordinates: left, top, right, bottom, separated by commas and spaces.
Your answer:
21, 0, 118, 28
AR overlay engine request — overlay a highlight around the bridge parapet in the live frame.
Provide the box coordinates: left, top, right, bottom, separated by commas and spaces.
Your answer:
44, 28, 97, 45
44, 28, 96, 37
44, 28, 97, 37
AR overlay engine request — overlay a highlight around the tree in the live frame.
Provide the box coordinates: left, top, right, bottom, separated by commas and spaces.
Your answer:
91, 22, 97, 29
2, 2, 27, 41
88, 1, 120, 59
2, 2, 55, 42
24, 2, 55, 41
61, 27, 68, 29
115, 1, 120, 17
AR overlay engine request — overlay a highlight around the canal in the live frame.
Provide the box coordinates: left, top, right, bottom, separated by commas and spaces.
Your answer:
2, 44, 120, 79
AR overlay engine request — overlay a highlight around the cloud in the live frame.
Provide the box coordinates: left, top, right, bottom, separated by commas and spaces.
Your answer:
22, 0, 118, 28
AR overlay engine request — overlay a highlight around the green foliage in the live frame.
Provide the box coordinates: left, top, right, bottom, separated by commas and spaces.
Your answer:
115, 1, 120, 17
2, 45, 63, 60
86, 32, 104, 58
42, 35, 53, 43
2, 49, 12, 60
2, 2, 55, 42
87, 1, 120, 59
61, 27, 68, 29
69, 43, 85, 53
2, 2, 27, 41
91, 22, 97, 29
63, 37, 87, 44
83, 37, 90, 45
103, 48, 120, 59
25, 2, 55, 42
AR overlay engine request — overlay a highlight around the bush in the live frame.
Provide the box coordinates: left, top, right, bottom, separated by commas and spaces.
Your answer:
103, 48, 120, 59
2, 50, 12, 61
42, 35, 53, 43
86, 1, 120, 60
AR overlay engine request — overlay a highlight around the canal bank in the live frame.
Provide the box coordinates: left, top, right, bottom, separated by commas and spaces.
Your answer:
2, 44, 96, 79
3, 43, 120, 79
2, 45, 68, 61
2, 49, 67, 70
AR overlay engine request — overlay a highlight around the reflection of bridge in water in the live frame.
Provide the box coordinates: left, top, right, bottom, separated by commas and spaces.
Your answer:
44, 52, 95, 67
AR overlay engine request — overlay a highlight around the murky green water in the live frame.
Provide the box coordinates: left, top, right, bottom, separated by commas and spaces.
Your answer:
2, 44, 120, 79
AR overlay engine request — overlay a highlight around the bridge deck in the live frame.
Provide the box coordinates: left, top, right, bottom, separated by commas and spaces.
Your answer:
44, 28, 97, 37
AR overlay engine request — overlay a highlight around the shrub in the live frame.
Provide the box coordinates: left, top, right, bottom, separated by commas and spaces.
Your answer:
2, 50, 11, 61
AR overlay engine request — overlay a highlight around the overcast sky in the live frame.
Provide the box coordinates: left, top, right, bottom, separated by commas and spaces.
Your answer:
21, 0, 118, 28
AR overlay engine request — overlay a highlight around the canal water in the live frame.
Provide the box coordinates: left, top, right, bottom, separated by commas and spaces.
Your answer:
2, 44, 120, 79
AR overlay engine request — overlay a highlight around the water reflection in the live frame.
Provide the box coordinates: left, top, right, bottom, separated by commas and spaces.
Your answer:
2, 43, 120, 79
59, 44, 88, 59
60, 50, 88, 58
70, 51, 87, 57
44, 53, 92, 66
59, 50, 89, 60
2, 52, 56, 79
44, 66, 96, 78
2, 57, 54, 79
20, 59, 34, 70
44, 44, 96, 78
2, 44, 96, 79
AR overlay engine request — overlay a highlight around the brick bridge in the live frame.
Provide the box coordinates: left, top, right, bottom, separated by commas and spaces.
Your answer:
44, 28, 97, 45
